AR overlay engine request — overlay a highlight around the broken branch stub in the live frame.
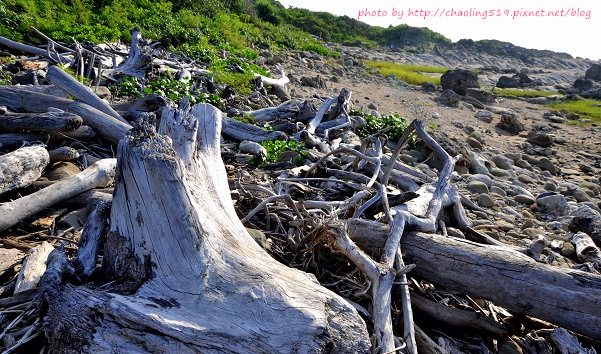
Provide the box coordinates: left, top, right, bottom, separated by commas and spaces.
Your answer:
42, 102, 370, 353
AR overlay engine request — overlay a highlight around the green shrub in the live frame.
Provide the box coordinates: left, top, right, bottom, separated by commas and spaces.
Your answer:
353, 110, 416, 145
302, 42, 330, 56
257, 139, 307, 166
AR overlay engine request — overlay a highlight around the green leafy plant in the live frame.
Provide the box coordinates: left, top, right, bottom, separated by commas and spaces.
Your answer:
353, 110, 416, 145
0, 71, 12, 85
112, 76, 141, 98
257, 139, 307, 166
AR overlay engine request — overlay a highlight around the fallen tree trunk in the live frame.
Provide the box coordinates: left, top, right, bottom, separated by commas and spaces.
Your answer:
0, 111, 82, 132
0, 158, 116, 232
346, 219, 601, 340
40, 102, 370, 353
46, 65, 125, 123
0, 87, 131, 144
222, 115, 287, 142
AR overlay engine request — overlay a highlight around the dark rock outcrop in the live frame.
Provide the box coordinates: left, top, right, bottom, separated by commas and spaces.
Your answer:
440, 69, 479, 95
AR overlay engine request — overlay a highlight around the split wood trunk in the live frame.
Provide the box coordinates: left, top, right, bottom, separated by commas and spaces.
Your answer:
41, 102, 370, 353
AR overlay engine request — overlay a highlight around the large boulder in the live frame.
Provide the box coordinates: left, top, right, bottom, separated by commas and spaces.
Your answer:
466, 88, 496, 104
585, 64, 601, 81
573, 78, 594, 91
436, 89, 460, 107
440, 69, 479, 95
496, 76, 520, 88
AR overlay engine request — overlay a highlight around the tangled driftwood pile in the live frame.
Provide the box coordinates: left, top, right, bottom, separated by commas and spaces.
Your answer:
1, 29, 600, 353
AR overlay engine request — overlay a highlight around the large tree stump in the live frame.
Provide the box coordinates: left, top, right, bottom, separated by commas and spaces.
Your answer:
41, 102, 370, 353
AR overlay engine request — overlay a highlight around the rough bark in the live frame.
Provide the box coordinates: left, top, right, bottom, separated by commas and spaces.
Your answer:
346, 219, 601, 341
41, 102, 370, 353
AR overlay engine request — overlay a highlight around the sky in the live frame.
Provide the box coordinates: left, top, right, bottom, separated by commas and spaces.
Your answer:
277, 0, 601, 61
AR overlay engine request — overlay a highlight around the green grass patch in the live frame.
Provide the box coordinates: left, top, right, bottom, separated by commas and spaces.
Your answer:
494, 88, 557, 99
547, 99, 601, 124
363, 60, 447, 85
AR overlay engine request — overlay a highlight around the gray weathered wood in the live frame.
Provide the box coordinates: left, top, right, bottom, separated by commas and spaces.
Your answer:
48, 147, 79, 163
14, 241, 54, 293
221, 115, 287, 142
42, 102, 370, 353
0, 133, 49, 147
0, 145, 49, 195
74, 201, 111, 277
0, 87, 131, 144
0, 158, 116, 232
103, 27, 151, 80
0, 111, 82, 132
346, 219, 601, 341
46, 65, 125, 123
0, 36, 72, 64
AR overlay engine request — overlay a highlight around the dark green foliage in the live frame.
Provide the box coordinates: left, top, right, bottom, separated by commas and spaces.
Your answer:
258, 139, 307, 166
112, 74, 224, 108
353, 110, 416, 145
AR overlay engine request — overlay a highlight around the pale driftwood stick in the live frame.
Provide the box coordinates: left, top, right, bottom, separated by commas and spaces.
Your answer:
46, 65, 126, 123
0, 87, 131, 144
0, 35, 72, 64
0, 145, 49, 195
48, 147, 79, 163
74, 201, 111, 277
256, 65, 290, 91
0, 111, 82, 132
346, 219, 601, 341
572, 232, 601, 264
14, 241, 54, 293
307, 96, 336, 134
221, 115, 287, 142
0, 158, 116, 232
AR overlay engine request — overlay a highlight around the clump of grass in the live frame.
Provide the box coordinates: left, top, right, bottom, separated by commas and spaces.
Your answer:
547, 99, 601, 124
494, 88, 558, 99
363, 60, 448, 85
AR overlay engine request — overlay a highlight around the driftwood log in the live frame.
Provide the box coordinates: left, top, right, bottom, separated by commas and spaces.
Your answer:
0, 111, 82, 133
346, 219, 601, 341
0, 145, 49, 195
0, 159, 116, 232
45, 66, 126, 123
0, 87, 131, 144
39, 102, 370, 352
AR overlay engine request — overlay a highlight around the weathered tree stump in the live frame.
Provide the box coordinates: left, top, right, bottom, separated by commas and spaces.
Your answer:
40, 102, 370, 353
